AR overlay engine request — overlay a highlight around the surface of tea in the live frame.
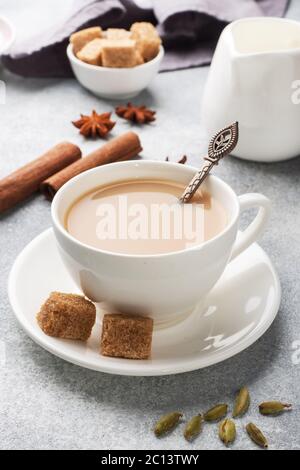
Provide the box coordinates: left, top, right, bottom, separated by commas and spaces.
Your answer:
66, 180, 228, 255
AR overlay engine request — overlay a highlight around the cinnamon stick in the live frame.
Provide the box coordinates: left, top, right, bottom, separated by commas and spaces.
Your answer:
40, 132, 142, 200
0, 142, 81, 214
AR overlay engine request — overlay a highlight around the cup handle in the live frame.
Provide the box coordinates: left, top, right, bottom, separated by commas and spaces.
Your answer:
230, 193, 271, 262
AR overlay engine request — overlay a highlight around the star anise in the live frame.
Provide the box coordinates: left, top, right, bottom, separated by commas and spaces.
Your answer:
72, 110, 116, 138
115, 103, 156, 124
165, 155, 187, 164
177, 155, 187, 164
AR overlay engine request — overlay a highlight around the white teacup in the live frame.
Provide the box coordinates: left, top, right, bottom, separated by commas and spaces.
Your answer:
51, 161, 270, 327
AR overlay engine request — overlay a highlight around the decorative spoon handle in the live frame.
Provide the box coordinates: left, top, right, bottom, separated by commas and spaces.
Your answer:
179, 122, 239, 204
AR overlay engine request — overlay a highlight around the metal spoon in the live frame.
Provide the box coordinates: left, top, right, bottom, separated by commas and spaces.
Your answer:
179, 122, 239, 203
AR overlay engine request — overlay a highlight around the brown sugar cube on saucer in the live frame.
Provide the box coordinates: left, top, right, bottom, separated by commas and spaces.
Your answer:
37, 292, 96, 341
70, 26, 102, 54
106, 28, 132, 41
77, 38, 106, 65
101, 39, 138, 68
130, 22, 161, 61
101, 314, 153, 359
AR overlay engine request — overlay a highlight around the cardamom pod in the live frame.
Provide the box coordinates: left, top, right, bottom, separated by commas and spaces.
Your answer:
219, 419, 236, 446
204, 404, 228, 422
233, 387, 250, 418
184, 415, 203, 441
259, 401, 292, 416
246, 423, 268, 449
154, 412, 183, 437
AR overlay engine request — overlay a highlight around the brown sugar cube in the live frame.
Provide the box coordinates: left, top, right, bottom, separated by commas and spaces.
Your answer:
131, 22, 158, 37
138, 35, 161, 61
101, 314, 153, 359
70, 26, 102, 54
130, 22, 161, 61
37, 292, 96, 341
106, 28, 132, 40
101, 39, 138, 68
77, 38, 108, 65
135, 50, 144, 66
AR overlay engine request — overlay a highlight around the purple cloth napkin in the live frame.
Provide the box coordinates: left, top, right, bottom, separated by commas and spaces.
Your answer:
2, 0, 289, 77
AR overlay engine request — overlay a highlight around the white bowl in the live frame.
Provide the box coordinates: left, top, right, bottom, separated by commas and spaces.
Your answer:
67, 43, 164, 99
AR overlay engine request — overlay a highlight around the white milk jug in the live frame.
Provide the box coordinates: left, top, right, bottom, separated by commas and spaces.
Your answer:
202, 18, 300, 162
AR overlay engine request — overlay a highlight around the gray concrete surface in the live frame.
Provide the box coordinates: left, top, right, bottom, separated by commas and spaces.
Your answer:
0, 0, 299, 450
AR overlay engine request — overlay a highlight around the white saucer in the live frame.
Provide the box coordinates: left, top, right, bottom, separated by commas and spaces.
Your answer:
8, 229, 281, 376
0, 15, 15, 55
